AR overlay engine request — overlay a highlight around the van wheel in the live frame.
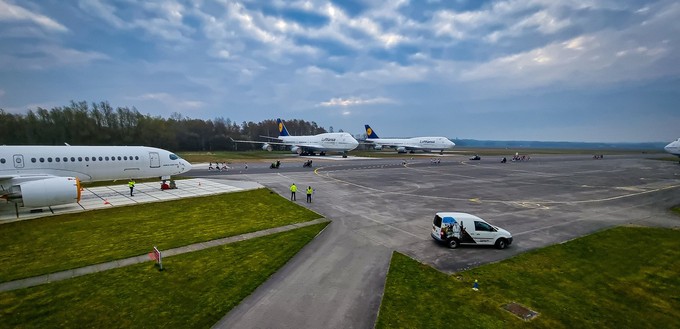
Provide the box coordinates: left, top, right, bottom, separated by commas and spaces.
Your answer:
448, 238, 459, 249
495, 238, 507, 249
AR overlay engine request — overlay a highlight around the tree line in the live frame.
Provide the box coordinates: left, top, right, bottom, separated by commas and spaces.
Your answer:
0, 101, 327, 151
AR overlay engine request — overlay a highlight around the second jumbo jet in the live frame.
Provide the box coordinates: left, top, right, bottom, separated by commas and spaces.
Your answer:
364, 124, 455, 154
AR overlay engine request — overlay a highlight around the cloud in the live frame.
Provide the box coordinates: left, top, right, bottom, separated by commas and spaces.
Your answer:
129, 92, 205, 111
0, 0, 67, 32
457, 1, 680, 90
0, 44, 108, 70
317, 97, 395, 107
0, 89, 4, 97
78, 0, 193, 42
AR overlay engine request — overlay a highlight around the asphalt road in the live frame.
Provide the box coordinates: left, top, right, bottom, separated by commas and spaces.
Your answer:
185, 153, 680, 329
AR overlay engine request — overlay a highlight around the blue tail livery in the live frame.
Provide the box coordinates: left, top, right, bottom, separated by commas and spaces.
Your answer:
364, 124, 380, 139
277, 118, 291, 137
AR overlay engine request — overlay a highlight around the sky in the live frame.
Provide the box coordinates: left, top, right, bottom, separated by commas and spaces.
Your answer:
0, 0, 679, 143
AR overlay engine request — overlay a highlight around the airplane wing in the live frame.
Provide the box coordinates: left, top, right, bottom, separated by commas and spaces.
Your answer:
294, 144, 327, 152
230, 138, 288, 146
1, 174, 61, 185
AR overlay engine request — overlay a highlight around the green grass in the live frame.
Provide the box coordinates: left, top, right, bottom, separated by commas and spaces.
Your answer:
672, 206, 680, 216
377, 226, 680, 329
0, 188, 321, 283
0, 222, 328, 329
648, 156, 680, 162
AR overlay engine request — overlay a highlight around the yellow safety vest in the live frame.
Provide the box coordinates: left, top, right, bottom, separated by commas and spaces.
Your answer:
306, 188, 313, 194
128, 181, 135, 187
290, 185, 297, 192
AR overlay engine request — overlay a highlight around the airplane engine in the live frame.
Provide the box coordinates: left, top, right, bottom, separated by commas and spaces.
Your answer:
373, 145, 383, 150
396, 147, 407, 153
8, 177, 81, 207
262, 143, 273, 152
290, 146, 302, 154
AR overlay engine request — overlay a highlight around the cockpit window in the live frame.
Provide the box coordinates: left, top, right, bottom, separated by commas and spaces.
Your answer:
169, 154, 179, 160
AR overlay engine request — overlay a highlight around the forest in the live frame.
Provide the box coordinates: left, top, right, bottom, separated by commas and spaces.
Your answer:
0, 101, 328, 151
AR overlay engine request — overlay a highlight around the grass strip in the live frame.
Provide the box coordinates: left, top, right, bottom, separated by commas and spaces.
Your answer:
377, 226, 680, 329
0, 222, 328, 329
0, 188, 321, 283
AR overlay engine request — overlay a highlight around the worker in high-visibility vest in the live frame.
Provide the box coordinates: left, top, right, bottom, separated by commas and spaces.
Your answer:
128, 179, 135, 196
306, 186, 313, 203
290, 183, 297, 201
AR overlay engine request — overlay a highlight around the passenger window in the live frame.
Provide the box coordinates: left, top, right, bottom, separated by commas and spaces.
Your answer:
124, 156, 128, 160
98, 157, 103, 161
71, 157, 75, 162
0, 158, 5, 164
135, 156, 139, 160
85, 157, 89, 161
78, 157, 82, 162
55, 158, 60, 162
63, 157, 68, 162
117, 156, 122, 161
474, 221, 493, 232
31, 158, 36, 163
48, 158, 53, 163
105, 156, 109, 161
40, 158, 45, 163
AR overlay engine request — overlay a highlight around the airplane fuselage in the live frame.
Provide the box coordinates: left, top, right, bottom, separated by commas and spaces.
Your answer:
0, 145, 191, 182
366, 136, 455, 152
279, 132, 359, 152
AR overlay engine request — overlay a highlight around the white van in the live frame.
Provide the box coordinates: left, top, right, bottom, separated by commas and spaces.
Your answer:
431, 212, 513, 249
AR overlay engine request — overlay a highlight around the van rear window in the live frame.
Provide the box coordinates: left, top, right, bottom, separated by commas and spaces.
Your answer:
433, 215, 442, 226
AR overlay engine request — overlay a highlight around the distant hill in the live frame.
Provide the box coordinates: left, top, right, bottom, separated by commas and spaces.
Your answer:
452, 139, 666, 151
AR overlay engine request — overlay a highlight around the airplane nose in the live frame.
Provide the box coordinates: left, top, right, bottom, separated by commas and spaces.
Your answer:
181, 160, 193, 173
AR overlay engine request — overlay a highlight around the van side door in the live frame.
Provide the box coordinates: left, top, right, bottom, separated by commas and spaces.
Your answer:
473, 221, 496, 245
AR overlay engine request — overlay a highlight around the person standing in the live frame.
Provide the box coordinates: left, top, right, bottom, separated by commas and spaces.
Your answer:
306, 186, 313, 203
290, 183, 297, 201
128, 179, 135, 196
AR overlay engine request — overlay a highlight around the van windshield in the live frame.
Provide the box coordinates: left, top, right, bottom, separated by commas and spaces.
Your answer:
433, 215, 442, 227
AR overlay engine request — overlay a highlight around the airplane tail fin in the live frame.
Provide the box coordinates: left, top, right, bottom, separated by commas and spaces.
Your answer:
277, 118, 291, 137
365, 124, 380, 139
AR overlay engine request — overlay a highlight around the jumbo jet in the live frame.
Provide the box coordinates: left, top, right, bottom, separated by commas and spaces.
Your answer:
364, 124, 455, 154
232, 118, 359, 157
665, 138, 680, 162
0, 145, 192, 209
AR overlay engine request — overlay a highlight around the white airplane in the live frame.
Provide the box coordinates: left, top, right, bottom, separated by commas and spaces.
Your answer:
0, 145, 192, 209
665, 138, 680, 162
364, 124, 456, 154
232, 118, 359, 158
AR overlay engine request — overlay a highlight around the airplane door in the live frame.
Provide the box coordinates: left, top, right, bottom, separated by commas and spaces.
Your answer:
13, 155, 25, 168
149, 152, 160, 168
